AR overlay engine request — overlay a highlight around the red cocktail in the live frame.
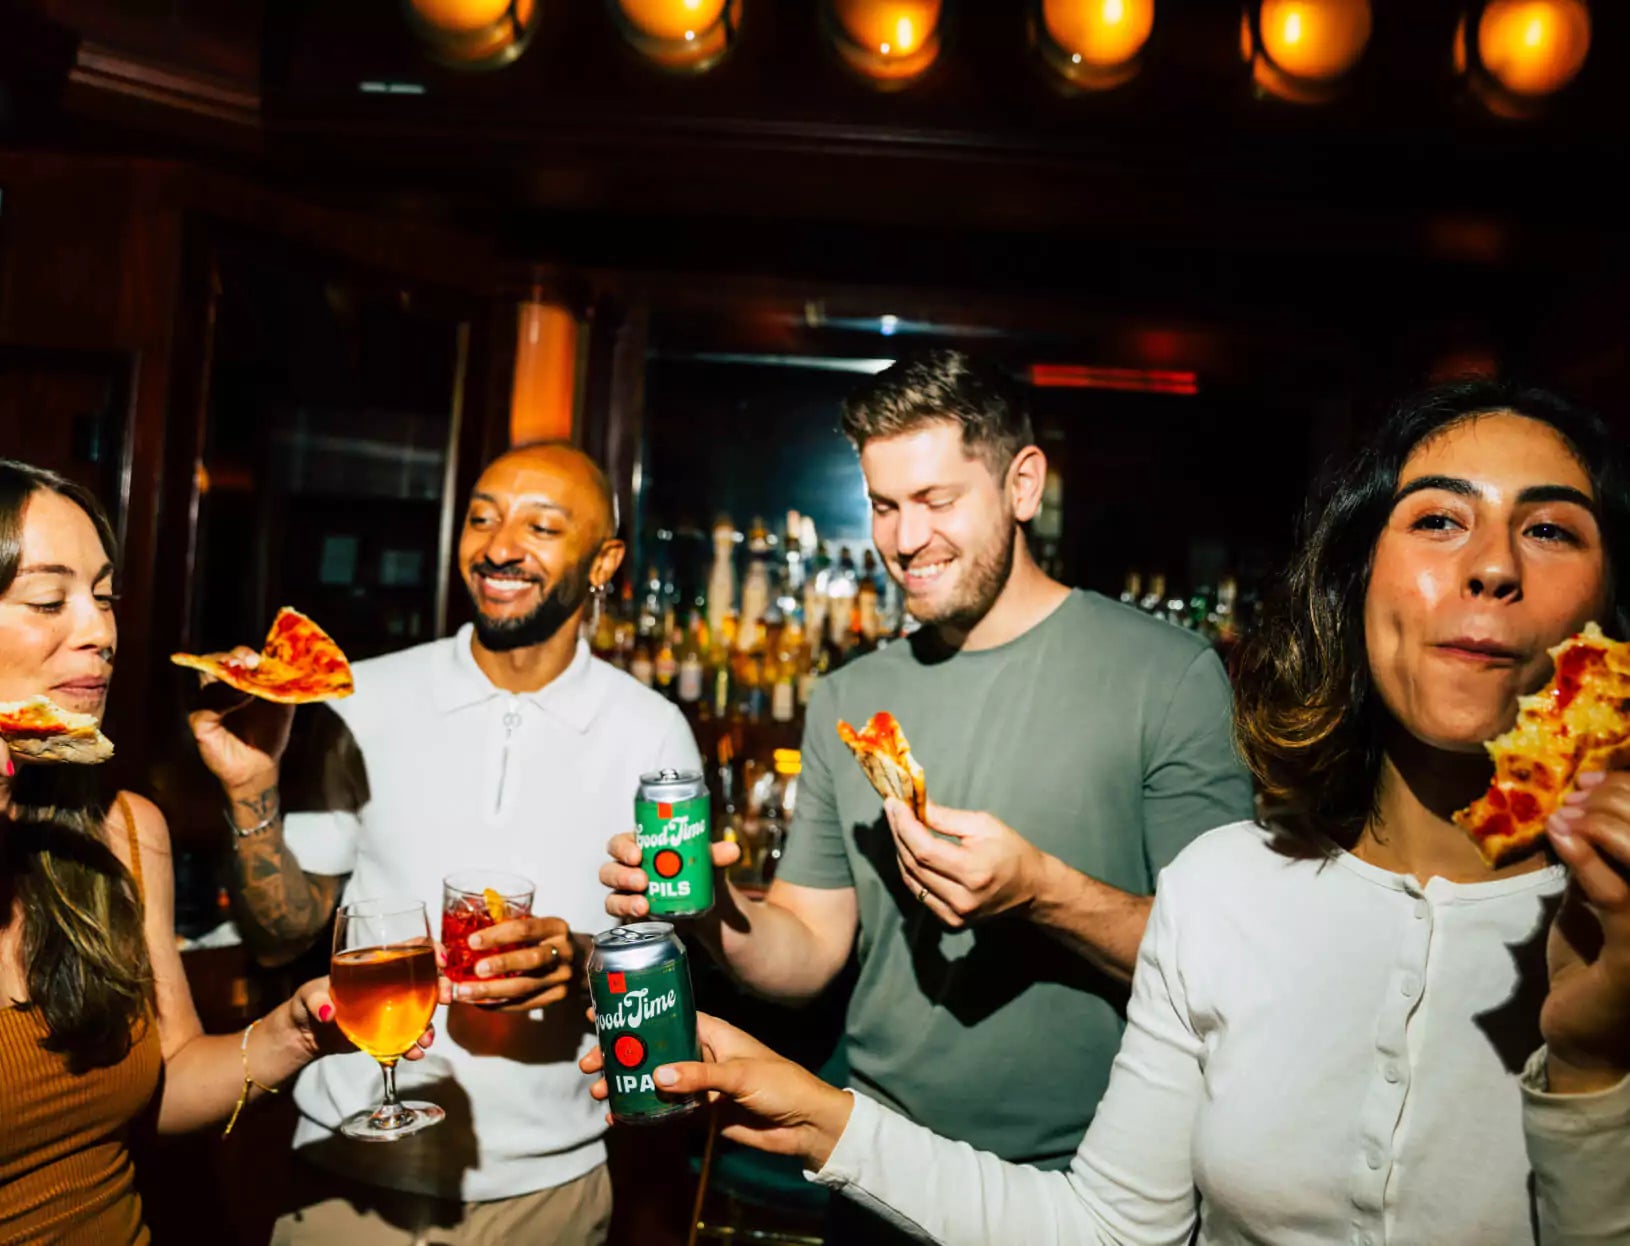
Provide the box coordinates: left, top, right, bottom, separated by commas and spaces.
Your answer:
440, 871, 535, 984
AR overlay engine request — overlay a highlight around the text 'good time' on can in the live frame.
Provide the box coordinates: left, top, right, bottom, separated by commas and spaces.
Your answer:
636, 768, 714, 918
589, 922, 702, 1125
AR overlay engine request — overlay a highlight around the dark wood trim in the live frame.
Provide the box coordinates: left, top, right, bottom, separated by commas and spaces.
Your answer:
68, 41, 261, 130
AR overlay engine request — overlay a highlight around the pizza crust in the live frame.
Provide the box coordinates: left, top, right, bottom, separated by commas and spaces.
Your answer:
5, 731, 115, 765
0, 695, 114, 765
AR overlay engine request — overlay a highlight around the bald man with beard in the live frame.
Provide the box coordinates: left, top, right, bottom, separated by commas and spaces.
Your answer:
191, 442, 700, 1246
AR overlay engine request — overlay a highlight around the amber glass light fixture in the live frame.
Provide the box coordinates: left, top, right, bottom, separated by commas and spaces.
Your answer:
1455, 0, 1591, 117
511, 298, 579, 444
1031, 0, 1155, 90
1241, 0, 1371, 103
825, 0, 943, 88
611, 0, 742, 72
404, 0, 538, 70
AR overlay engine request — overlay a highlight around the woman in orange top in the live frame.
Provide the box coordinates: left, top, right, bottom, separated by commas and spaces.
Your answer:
0, 459, 436, 1245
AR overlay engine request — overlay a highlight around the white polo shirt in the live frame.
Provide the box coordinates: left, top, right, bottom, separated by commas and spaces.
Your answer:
283, 624, 701, 1202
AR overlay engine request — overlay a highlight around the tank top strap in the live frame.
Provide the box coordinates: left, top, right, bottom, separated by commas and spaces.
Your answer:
114, 793, 145, 910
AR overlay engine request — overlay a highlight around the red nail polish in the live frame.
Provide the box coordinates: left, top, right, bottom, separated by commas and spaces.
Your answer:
4, 759, 13, 777
318, 1004, 333, 1023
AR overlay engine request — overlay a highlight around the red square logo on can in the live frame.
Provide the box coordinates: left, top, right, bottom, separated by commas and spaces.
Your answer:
658, 802, 672, 819
607, 972, 627, 994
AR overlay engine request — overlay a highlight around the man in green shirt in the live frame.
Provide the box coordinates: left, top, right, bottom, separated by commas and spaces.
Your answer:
603, 350, 1252, 1241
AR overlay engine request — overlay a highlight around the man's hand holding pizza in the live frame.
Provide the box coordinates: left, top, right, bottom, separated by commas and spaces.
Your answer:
447, 916, 589, 1011
187, 645, 297, 801
885, 797, 1048, 928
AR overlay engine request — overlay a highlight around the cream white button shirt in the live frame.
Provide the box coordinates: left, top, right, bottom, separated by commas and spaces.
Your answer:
284, 625, 701, 1200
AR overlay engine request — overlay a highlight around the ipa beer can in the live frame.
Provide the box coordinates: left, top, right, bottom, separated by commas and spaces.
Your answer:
636, 768, 714, 918
589, 922, 703, 1125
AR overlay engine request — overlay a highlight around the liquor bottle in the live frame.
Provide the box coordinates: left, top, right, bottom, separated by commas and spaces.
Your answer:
715, 735, 744, 868
705, 634, 732, 722
794, 623, 817, 708
783, 509, 806, 596
706, 516, 737, 646
611, 581, 635, 672
654, 618, 679, 699
738, 518, 772, 653
629, 635, 654, 688
770, 626, 798, 724
1119, 570, 1143, 608
590, 592, 617, 663
827, 546, 858, 649
1211, 576, 1240, 648
804, 540, 831, 643
1139, 572, 1167, 617
857, 559, 880, 647
637, 565, 663, 643
735, 647, 764, 723
676, 612, 705, 706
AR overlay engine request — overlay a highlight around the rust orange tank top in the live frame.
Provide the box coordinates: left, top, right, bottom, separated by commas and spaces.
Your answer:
0, 796, 163, 1245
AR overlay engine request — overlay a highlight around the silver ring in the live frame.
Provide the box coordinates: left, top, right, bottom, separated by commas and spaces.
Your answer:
548, 944, 561, 967
917, 886, 928, 904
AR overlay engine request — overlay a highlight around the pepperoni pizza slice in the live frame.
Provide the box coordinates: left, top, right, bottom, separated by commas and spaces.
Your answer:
171, 607, 354, 704
1455, 623, 1630, 866
837, 711, 928, 820
0, 694, 114, 764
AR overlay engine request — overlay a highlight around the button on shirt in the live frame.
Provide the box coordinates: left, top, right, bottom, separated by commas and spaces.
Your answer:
283, 626, 700, 1201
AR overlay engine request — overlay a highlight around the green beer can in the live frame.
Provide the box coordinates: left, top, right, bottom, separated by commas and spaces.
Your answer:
636, 768, 714, 918
589, 922, 703, 1125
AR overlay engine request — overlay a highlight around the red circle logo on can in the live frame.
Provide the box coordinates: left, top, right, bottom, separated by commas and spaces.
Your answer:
613, 1035, 647, 1068
653, 848, 683, 879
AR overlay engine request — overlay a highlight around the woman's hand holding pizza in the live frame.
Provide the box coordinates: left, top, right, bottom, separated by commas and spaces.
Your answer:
1542, 768, 1630, 1093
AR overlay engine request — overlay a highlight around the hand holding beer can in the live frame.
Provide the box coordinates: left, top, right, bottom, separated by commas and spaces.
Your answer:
635, 769, 714, 918
588, 922, 703, 1124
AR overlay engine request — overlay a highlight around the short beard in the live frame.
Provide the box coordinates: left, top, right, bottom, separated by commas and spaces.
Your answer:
902, 521, 1016, 634
469, 555, 594, 653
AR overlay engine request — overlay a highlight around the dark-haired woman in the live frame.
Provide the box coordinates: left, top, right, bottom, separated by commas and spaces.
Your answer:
0, 460, 434, 1245
583, 381, 1630, 1243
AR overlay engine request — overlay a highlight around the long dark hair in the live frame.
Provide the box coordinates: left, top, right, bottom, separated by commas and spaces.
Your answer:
1232, 380, 1630, 852
0, 459, 153, 1071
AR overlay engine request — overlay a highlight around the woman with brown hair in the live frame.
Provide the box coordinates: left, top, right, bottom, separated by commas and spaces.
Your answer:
0, 459, 434, 1245
584, 380, 1630, 1243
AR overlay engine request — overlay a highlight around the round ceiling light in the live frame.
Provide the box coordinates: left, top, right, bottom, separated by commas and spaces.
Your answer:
825, 0, 944, 89
1241, 0, 1372, 103
1031, 0, 1156, 91
612, 0, 742, 72
404, 0, 538, 70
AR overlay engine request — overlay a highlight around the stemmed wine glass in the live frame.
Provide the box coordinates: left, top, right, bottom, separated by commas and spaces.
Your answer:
330, 898, 444, 1141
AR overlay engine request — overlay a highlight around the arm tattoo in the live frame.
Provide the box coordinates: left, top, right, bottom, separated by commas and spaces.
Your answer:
228, 786, 341, 954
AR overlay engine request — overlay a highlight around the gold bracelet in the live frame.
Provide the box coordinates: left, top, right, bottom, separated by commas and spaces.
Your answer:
222, 1017, 281, 1139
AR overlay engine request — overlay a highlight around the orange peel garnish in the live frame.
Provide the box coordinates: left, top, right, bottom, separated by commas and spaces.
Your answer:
482, 887, 507, 922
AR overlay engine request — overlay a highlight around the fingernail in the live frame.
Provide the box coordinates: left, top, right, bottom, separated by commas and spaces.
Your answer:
456, 984, 471, 1002
1575, 770, 1608, 789
468, 934, 483, 950
1547, 813, 1576, 843
1554, 803, 1585, 822
655, 1066, 679, 1087
1563, 788, 1591, 806
475, 962, 491, 978
4, 760, 13, 777
318, 1004, 333, 1023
